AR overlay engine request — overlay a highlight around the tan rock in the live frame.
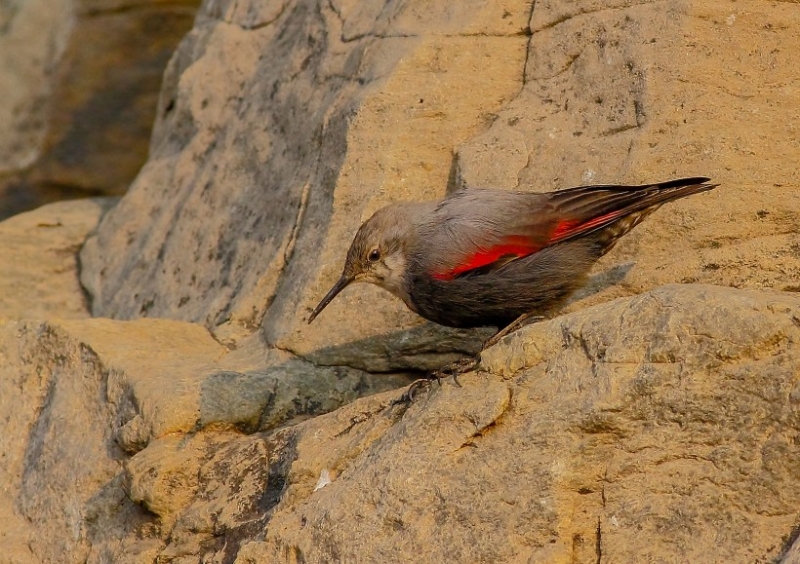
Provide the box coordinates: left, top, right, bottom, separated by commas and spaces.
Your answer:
0, 314, 409, 562
0, 0, 199, 218
0, 198, 115, 320
40, 284, 795, 563
80, 0, 800, 379
249, 285, 800, 563
0, 320, 125, 563
3, 0, 800, 561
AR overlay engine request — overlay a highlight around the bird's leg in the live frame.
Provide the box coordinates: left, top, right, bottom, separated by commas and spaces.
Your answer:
400, 313, 548, 404
482, 312, 546, 350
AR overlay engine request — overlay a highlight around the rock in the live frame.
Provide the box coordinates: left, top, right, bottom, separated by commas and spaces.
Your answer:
0, 0, 199, 219
0, 320, 129, 563
79, 0, 800, 378
0, 316, 411, 562
196, 361, 412, 433
3, 0, 800, 560
27, 284, 794, 563
0, 198, 116, 320
247, 285, 800, 563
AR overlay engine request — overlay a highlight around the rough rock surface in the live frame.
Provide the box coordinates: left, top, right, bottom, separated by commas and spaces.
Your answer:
0, 198, 115, 320
5, 285, 798, 562
80, 0, 800, 373
241, 285, 800, 564
0, 315, 410, 563
0, 0, 199, 219
2, 0, 800, 561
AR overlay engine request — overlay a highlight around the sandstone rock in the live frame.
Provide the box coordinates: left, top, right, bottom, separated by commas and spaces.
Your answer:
79, 0, 800, 378
123, 431, 270, 562
38, 284, 794, 563
0, 198, 116, 320
4, 0, 800, 560
0, 320, 131, 563
0, 316, 410, 563
0, 0, 199, 219
245, 285, 800, 563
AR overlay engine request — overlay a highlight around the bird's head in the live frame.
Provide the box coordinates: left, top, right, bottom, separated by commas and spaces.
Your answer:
308, 204, 413, 323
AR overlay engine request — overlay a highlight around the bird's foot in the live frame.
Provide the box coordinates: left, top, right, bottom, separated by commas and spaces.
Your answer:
482, 313, 546, 350
397, 378, 434, 403
432, 357, 479, 386
395, 357, 480, 404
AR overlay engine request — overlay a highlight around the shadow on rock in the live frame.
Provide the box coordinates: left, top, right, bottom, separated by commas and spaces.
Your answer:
302, 322, 495, 373
198, 358, 415, 434
571, 262, 635, 302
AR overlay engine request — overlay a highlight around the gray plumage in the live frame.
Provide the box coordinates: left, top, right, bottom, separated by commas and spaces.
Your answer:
309, 177, 717, 328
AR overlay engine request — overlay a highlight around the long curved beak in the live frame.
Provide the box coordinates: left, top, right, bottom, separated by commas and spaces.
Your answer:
308, 275, 354, 323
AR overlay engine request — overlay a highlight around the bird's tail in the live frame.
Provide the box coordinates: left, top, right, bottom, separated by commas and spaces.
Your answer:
546, 177, 718, 252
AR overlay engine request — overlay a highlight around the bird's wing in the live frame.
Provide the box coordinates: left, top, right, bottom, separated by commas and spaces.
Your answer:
420, 189, 553, 280
421, 178, 714, 280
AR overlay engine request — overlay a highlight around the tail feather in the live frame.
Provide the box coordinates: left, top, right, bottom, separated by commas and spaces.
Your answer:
546, 177, 718, 246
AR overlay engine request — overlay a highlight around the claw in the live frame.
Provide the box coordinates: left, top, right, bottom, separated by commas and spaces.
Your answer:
433, 357, 478, 386
395, 378, 433, 404
393, 357, 480, 405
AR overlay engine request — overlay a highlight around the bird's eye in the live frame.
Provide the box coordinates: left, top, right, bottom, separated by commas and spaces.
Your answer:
368, 249, 381, 262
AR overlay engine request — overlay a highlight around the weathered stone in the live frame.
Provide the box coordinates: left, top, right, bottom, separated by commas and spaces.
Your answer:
34, 318, 409, 453
3, 0, 800, 560
0, 198, 115, 320
197, 361, 413, 433
249, 285, 800, 563
0, 320, 133, 563
0, 315, 411, 562
79, 0, 800, 379
124, 431, 269, 562
35, 284, 796, 563
299, 323, 493, 373
0, 0, 199, 219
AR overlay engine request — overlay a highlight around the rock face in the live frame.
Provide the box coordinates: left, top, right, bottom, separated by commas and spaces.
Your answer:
249, 285, 800, 564
0, 313, 410, 562
0, 201, 411, 562
0, 0, 199, 219
80, 0, 800, 370
2, 0, 800, 561
3, 285, 799, 562
0, 198, 115, 320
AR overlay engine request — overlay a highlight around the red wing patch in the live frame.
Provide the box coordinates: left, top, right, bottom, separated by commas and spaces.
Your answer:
548, 211, 625, 244
432, 211, 630, 281
433, 236, 541, 280
550, 219, 582, 240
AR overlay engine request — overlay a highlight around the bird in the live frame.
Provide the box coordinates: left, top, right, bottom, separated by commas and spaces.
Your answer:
308, 177, 717, 333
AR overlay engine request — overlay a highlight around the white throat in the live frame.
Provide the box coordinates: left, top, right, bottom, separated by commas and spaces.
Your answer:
374, 251, 411, 304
